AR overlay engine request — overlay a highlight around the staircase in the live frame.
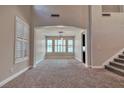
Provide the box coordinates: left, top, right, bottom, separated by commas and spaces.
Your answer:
105, 52, 124, 76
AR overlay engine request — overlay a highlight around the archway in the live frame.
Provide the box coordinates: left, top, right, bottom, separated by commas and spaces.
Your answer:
33, 25, 89, 67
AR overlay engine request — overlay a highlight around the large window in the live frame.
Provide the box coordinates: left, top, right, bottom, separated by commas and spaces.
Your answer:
46, 37, 74, 54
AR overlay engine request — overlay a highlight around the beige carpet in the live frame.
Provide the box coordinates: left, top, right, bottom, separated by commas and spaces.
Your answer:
2, 59, 124, 88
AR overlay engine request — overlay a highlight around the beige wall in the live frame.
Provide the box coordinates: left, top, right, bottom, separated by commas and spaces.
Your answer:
91, 5, 124, 66
0, 6, 31, 82
32, 5, 89, 28
102, 5, 121, 12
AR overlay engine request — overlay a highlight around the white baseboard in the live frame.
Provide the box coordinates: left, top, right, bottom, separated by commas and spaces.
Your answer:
36, 59, 44, 64
75, 57, 90, 68
75, 57, 82, 62
33, 58, 44, 68
0, 66, 31, 87
83, 63, 91, 68
91, 66, 104, 69
102, 48, 124, 66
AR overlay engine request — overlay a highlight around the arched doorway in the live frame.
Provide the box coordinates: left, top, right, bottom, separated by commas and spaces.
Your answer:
33, 25, 89, 67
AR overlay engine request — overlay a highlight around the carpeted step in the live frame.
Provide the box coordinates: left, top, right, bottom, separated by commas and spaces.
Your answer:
109, 62, 124, 70
114, 58, 124, 63
123, 52, 124, 54
105, 65, 124, 76
118, 54, 124, 59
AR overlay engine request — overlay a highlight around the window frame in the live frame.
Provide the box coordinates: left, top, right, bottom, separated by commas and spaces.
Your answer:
46, 36, 74, 55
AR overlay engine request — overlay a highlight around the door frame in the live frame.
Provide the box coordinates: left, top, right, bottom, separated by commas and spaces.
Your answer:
81, 31, 89, 67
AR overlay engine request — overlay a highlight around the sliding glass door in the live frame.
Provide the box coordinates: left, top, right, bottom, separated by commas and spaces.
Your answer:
46, 36, 74, 55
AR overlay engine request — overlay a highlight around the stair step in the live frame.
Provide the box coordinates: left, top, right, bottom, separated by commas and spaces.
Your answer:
123, 52, 124, 54
105, 65, 124, 76
114, 58, 124, 63
110, 62, 124, 70
118, 55, 124, 59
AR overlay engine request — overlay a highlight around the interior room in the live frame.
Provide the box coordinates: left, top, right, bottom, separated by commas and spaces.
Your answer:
0, 5, 124, 88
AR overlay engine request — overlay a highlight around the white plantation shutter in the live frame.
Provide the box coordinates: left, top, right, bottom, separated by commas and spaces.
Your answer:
15, 16, 29, 63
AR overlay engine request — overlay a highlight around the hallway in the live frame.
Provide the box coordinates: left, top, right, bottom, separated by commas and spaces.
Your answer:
2, 59, 124, 88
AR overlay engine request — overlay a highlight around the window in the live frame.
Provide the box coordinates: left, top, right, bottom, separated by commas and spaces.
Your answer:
47, 40, 53, 52
46, 37, 74, 54
55, 39, 66, 52
68, 40, 73, 53
15, 16, 29, 63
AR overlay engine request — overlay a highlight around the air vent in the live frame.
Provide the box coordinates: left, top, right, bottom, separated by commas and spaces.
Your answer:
59, 31, 63, 34
51, 14, 60, 17
102, 13, 111, 16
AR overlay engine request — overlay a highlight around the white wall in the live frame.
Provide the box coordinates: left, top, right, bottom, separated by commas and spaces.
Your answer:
34, 26, 85, 63
75, 31, 83, 62
91, 6, 124, 66
34, 30, 45, 65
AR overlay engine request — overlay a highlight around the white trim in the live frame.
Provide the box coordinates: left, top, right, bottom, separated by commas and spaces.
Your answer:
36, 59, 44, 64
0, 66, 31, 87
85, 63, 90, 68
75, 57, 90, 68
102, 48, 124, 66
16, 16, 29, 27
85, 31, 88, 67
15, 57, 29, 63
81, 30, 89, 68
91, 66, 104, 69
75, 57, 82, 62
33, 58, 44, 68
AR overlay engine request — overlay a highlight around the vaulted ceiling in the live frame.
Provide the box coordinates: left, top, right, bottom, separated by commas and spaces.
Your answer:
32, 5, 89, 28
